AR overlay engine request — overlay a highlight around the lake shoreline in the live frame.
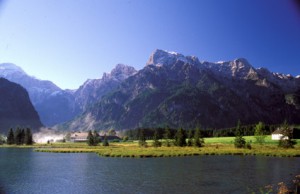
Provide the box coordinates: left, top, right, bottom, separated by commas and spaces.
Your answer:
34, 148, 300, 158
2, 144, 299, 158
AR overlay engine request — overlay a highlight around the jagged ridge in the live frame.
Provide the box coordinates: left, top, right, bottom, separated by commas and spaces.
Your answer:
61, 49, 300, 130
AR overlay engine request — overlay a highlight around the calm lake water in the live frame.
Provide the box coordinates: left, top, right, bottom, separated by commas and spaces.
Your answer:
0, 149, 299, 194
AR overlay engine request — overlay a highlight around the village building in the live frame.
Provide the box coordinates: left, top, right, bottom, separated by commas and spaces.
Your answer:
271, 128, 289, 140
271, 127, 300, 140
70, 132, 89, 142
70, 132, 121, 142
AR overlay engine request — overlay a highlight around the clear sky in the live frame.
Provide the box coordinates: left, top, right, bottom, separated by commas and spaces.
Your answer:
0, 0, 300, 89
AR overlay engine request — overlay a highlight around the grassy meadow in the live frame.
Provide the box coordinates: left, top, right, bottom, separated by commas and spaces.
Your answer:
25, 136, 300, 158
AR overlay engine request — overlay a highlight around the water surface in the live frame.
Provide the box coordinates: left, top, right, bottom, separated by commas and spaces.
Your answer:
0, 148, 299, 194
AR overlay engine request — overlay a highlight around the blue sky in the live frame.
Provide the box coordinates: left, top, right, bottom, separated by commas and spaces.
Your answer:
0, 0, 300, 89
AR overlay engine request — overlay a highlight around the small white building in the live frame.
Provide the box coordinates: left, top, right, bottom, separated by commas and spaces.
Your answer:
271, 128, 289, 140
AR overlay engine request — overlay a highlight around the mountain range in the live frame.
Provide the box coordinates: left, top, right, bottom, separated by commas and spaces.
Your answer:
60, 49, 300, 130
0, 62, 137, 127
0, 78, 43, 133
1, 49, 300, 131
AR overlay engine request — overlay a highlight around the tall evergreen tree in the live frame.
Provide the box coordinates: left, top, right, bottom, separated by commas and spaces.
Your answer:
87, 130, 94, 146
138, 129, 147, 147
93, 130, 100, 145
163, 126, 172, 147
24, 128, 33, 145
187, 130, 193, 147
234, 120, 246, 148
152, 129, 161, 147
21, 129, 25, 145
174, 128, 186, 147
194, 127, 204, 147
102, 134, 109, 146
254, 122, 266, 145
7, 128, 15, 145
15, 128, 23, 145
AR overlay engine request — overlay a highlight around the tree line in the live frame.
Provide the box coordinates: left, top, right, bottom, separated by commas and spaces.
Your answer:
125, 121, 297, 149
124, 124, 278, 140
6, 128, 33, 145
234, 120, 297, 149
137, 127, 204, 148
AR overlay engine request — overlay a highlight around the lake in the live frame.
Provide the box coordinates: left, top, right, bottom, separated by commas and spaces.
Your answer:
0, 148, 299, 194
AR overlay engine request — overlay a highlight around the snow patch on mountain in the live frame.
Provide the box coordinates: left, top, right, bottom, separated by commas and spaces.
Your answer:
0, 63, 26, 76
147, 49, 188, 66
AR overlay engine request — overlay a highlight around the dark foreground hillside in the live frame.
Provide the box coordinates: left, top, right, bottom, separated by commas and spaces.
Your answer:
0, 78, 43, 133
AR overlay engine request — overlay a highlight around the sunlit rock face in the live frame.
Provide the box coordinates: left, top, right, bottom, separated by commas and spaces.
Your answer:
74, 64, 137, 111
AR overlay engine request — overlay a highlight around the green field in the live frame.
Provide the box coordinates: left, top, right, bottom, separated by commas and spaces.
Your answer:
204, 135, 295, 145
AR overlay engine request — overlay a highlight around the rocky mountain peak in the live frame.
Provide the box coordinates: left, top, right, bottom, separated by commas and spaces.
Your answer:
202, 58, 255, 78
146, 49, 189, 66
74, 64, 137, 112
110, 64, 137, 80
230, 58, 253, 77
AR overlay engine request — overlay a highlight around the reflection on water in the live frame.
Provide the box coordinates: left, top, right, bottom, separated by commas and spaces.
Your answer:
0, 148, 299, 194
0, 184, 5, 194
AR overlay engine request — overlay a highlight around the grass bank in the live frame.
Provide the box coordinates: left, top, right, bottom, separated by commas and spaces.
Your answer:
31, 136, 300, 158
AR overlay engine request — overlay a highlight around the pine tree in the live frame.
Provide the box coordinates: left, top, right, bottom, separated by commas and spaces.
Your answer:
93, 130, 100, 146
7, 128, 15, 145
102, 134, 109, 146
194, 127, 204, 147
254, 122, 266, 145
138, 129, 147, 147
234, 120, 246, 148
87, 130, 94, 146
15, 128, 23, 145
174, 128, 186, 147
21, 129, 25, 145
187, 130, 193, 146
163, 126, 172, 147
24, 128, 33, 145
152, 129, 161, 147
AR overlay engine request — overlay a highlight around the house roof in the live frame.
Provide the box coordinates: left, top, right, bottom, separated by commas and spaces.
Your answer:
71, 132, 89, 139
70, 132, 121, 140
